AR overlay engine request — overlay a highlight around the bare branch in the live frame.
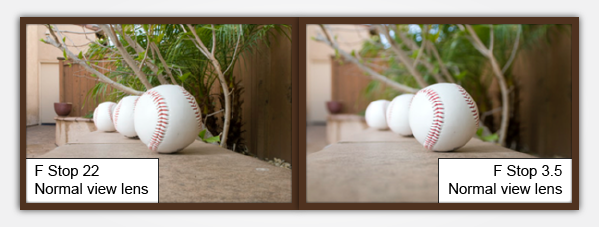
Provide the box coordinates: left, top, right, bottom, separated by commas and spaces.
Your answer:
223, 24, 242, 75
412, 24, 428, 68
317, 25, 418, 93
56, 29, 102, 35
117, 25, 167, 85
393, 25, 445, 83
186, 24, 212, 57
489, 24, 495, 53
43, 26, 143, 95
115, 25, 145, 53
150, 42, 178, 86
465, 24, 509, 146
465, 25, 490, 56
376, 25, 429, 88
185, 23, 231, 148
211, 24, 216, 56
426, 42, 455, 83
99, 24, 153, 90
502, 25, 522, 73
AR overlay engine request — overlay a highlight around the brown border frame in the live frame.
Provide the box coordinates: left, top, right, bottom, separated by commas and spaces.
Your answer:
298, 17, 579, 210
20, 17, 299, 210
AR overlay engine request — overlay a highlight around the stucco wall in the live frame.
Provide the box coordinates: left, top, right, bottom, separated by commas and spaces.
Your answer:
306, 25, 370, 123
26, 24, 95, 125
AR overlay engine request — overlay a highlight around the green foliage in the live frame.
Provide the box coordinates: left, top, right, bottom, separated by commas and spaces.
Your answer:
199, 129, 221, 143
83, 24, 288, 152
355, 23, 568, 147
476, 128, 499, 143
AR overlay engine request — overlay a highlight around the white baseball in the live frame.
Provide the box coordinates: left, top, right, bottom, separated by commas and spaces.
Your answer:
112, 96, 140, 138
93, 102, 117, 132
386, 94, 414, 136
409, 83, 479, 151
134, 85, 203, 153
365, 100, 390, 130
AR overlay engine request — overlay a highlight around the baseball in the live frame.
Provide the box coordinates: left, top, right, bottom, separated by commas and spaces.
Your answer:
365, 100, 390, 130
409, 83, 479, 151
112, 96, 140, 138
134, 85, 203, 153
93, 102, 117, 132
386, 94, 414, 136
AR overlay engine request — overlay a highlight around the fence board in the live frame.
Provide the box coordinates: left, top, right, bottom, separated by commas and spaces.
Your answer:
58, 58, 113, 118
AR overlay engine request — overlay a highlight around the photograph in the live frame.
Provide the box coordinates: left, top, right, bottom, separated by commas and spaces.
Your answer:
24, 23, 293, 203
305, 23, 573, 202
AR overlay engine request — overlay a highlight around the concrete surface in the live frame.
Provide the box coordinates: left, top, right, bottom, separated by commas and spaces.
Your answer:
307, 128, 536, 203
55, 117, 97, 146
26, 125, 57, 158
326, 114, 368, 144
36, 131, 292, 203
307, 124, 327, 155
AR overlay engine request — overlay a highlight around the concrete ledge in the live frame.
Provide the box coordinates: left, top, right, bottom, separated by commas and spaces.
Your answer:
326, 114, 367, 144
54, 116, 94, 122
307, 128, 536, 203
68, 130, 141, 144
38, 132, 292, 203
55, 117, 97, 146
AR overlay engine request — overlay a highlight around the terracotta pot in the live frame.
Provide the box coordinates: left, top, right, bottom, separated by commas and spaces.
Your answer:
326, 101, 343, 114
54, 102, 72, 117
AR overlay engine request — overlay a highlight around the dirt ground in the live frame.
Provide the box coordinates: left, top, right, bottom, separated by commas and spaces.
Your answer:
26, 125, 57, 158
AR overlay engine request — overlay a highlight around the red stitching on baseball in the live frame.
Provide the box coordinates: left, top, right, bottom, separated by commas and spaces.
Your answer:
386, 100, 395, 126
179, 86, 202, 129
144, 90, 169, 152
108, 103, 115, 124
113, 101, 123, 129
418, 88, 444, 150
455, 84, 480, 127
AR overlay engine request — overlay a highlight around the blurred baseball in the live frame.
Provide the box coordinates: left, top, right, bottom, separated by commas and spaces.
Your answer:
386, 94, 414, 136
365, 100, 390, 130
93, 102, 117, 132
134, 85, 203, 153
409, 83, 479, 151
112, 96, 140, 138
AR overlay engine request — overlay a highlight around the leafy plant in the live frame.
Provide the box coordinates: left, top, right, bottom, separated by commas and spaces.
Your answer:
199, 129, 221, 143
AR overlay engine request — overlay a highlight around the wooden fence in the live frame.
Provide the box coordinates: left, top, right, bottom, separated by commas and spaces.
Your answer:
331, 57, 387, 115
234, 29, 292, 162
58, 58, 113, 117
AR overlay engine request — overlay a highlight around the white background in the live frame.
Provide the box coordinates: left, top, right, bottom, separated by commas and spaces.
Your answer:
439, 159, 572, 203
27, 159, 158, 203
3, 1, 596, 226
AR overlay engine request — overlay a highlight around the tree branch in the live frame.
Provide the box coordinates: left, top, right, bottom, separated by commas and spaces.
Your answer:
223, 24, 242, 75
186, 24, 231, 148
211, 24, 216, 56
117, 25, 168, 85
502, 25, 522, 74
99, 24, 153, 90
376, 25, 429, 88
392, 25, 445, 83
465, 24, 509, 146
426, 41, 456, 83
412, 24, 428, 68
318, 25, 418, 93
43, 25, 143, 95
150, 42, 178, 85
